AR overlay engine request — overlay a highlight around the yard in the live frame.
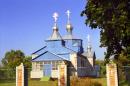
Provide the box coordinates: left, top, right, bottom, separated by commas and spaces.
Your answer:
0, 79, 58, 86
0, 78, 106, 86
1, 77, 129, 86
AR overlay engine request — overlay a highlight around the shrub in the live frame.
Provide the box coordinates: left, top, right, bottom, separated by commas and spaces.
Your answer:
70, 76, 102, 86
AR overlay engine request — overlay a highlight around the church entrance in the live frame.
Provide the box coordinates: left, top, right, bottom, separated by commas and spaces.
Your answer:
43, 64, 52, 76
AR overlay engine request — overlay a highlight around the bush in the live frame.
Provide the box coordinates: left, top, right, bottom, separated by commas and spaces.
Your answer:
70, 76, 102, 86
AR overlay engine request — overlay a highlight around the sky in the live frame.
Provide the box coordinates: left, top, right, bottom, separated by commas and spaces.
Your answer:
0, 0, 106, 61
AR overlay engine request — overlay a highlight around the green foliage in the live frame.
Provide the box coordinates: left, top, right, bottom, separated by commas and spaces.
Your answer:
95, 60, 106, 77
95, 60, 104, 65
2, 50, 31, 69
2, 50, 25, 69
82, 0, 130, 64
23, 56, 32, 68
1, 50, 31, 80
70, 76, 102, 86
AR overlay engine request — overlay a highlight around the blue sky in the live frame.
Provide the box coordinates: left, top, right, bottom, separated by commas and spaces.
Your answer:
0, 0, 106, 60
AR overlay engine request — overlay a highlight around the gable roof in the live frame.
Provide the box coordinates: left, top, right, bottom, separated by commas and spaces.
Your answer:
46, 45, 76, 55
32, 46, 47, 55
32, 51, 69, 62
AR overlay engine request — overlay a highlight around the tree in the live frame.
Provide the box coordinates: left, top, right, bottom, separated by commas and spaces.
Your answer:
2, 50, 31, 69
2, 50, 25, 69
81, 0, 130, 64
1, 50, 31, 79
23, 56, 32, 68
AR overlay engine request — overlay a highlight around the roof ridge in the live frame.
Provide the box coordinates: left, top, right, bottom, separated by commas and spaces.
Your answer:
32, 51, 47, 60
32, 46, 47, 54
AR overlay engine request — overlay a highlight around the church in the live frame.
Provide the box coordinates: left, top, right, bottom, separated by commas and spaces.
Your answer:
30, 10, 98, 78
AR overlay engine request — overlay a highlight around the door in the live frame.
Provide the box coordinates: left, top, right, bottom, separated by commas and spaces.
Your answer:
43, 64, 52, 76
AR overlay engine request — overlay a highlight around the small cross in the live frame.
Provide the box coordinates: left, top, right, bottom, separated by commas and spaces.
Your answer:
87, 34, 90, 42
53, 12, 59, 23
66, 10, 71, 23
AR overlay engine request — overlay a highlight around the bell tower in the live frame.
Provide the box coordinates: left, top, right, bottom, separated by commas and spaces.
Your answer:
86, 35, 95, 66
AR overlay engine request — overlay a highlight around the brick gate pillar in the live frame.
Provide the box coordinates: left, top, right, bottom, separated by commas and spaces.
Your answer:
106, 62, 118, 86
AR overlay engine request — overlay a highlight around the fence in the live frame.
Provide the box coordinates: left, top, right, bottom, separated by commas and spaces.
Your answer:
119, 66, 130, 85
0, 66, 130, 86
0, 67, 98, 85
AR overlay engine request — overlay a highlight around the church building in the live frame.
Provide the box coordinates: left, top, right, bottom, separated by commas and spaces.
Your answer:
31, 10, 97, 78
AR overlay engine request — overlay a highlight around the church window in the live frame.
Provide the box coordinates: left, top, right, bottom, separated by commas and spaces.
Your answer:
40, 62, 43, 70
32, 62, 36, 71
44, 61, 50, 64
52, 61, 60, 70
36, 62, 40, 70
52, 61, 56, 70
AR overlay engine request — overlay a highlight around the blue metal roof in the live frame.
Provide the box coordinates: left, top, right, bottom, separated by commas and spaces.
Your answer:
32, 46, 47, 55
32, 51, 69, 61
47, 46, 76, 54
57, 53, 70, 61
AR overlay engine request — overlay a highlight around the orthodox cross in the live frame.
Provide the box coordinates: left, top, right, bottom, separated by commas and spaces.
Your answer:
66, 10, 71, 23
87, 34, 90, 42
53, 12, 59, 23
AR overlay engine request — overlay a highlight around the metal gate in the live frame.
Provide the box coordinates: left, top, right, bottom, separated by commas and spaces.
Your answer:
43, 64, 52, 76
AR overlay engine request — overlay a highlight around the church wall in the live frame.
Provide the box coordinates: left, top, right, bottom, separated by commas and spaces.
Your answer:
76, 55, 94, 77
31, 62, 43, 78
31, 61, 66, 78
70, 53, 78, 76
31, 71, 43, 78
69, 52, 94, 77
51, 70, 58, 78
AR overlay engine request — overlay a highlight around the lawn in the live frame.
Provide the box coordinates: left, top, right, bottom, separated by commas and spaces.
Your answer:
2, 78, 125, 86
0, 79, 58, 86
92, 78, 107, 86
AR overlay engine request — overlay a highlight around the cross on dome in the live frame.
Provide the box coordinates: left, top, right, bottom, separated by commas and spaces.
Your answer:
66, 10, 71, 23
53, 12, 59, 23
87, 34, 90, 42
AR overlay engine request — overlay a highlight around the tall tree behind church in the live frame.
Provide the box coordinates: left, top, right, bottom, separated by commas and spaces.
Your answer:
81, 0, 130, 65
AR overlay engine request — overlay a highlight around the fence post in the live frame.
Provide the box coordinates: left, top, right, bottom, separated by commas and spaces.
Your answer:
16, 63, 28, 86
106, 62, 118, 86
58, 64, 68, 86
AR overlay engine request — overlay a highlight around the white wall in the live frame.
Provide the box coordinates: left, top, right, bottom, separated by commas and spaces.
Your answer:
31, 71, 43, 78
51, 70, 58, 78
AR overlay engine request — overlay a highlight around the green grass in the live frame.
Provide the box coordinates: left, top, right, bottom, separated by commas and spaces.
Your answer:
119, 80, 129, 86
40, 76, 50, 81
0, 80, 16, 86
0, 79, 58, 86
28, 80, 58, 86
0, 78, 106, 86
1, 78, 128, 86
92, 78, 107, 86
